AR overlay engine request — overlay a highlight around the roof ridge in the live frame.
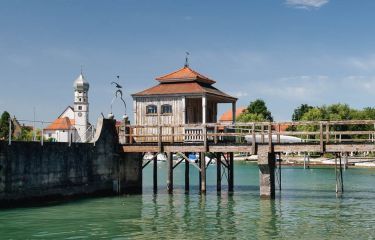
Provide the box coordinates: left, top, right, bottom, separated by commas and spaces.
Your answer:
155, 66, 187, 80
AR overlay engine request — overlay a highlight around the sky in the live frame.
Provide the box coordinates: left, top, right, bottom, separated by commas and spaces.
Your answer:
1, 0, 375, 126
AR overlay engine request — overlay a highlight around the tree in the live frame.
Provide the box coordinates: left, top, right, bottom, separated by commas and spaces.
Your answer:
292, 104, 313, 121
237, 99, 273, 122
0, 111, 14, 140
16, 126, 34, 141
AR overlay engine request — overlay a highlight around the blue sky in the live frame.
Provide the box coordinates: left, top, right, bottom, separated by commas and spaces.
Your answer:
1, 0, 375, 125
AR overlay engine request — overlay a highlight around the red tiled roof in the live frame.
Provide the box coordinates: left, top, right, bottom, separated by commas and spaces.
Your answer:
156, 66, 216, 84
132, 82, 236, 101
44, 117, 75, 130
219, 107, 246, 122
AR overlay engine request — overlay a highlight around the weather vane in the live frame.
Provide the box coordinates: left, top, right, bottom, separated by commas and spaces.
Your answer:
185, 51, 190, 67
109, 76, 127, 120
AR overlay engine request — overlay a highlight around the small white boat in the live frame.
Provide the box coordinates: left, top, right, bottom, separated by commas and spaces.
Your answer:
142, 152, 167, 162
245, 134, 302, 143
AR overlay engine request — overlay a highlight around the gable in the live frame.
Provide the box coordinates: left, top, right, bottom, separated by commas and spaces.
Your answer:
59, 106, 74, 119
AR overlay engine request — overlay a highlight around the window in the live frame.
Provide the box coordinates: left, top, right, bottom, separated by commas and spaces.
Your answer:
161, 104, 172, 114
146, 105, 157, 114
78, 106, 82, 110
79, 98, 82, 102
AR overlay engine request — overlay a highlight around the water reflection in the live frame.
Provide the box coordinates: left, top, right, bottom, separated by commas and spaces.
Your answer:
1, 165, 375, 239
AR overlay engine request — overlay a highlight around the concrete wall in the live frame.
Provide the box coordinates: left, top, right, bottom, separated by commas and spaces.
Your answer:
0, 118, 142, 206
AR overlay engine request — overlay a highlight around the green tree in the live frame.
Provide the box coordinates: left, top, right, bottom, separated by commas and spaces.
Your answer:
237, 99, 273, 122
292, 104, 313, 121
0, 111, 14, 140
16, 126, 34, 141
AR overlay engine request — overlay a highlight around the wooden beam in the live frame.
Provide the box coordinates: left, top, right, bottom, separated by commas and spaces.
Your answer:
164, 145, 206, 153
325, 144, 375, 152
209, 145, 251, 153
273, 144, 321, 153
122, 145, 159, 153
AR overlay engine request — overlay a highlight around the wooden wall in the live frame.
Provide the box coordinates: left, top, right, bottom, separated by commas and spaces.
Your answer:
133, 95, 218, 142
134, 96, 184, 142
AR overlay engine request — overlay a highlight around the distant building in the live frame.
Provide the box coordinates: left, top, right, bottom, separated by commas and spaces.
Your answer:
219, 107, 246, 124
44, 73, 91, 142
132, 64, 237, 141
11, 116, 33, 139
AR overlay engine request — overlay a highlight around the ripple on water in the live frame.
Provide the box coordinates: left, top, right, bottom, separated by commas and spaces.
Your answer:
0, 164, 375, 239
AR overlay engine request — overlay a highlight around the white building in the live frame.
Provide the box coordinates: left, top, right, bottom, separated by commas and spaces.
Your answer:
44, 73, 91, 142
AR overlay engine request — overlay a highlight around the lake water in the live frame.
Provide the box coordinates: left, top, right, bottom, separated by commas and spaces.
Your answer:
1, 162, 374, 239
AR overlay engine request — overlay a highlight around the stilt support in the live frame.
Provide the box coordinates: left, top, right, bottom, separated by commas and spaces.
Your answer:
153, 153, 157, 193
228, 152, 234, 192
217, 152, 222, 192
185, 152, 189, 193
258, 148, 275, 199
335, 153, 344, 194
167, 152, 173, 194
200, 152, 206, 193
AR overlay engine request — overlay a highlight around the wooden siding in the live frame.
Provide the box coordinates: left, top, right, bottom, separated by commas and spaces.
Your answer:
134, 96, 184, 142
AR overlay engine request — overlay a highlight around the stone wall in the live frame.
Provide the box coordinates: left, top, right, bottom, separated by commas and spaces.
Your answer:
0, 118, 142, 207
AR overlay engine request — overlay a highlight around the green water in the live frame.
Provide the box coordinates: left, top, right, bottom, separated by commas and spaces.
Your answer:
1, 162, 375, 239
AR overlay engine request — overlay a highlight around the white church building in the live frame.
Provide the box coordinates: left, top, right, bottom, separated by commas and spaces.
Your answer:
44, 73, 91, 142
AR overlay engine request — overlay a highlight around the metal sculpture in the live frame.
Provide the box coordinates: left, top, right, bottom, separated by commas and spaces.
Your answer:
109, 76, 127, 119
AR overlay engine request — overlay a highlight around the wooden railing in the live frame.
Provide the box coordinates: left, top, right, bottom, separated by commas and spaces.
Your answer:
119, 120, 375, 146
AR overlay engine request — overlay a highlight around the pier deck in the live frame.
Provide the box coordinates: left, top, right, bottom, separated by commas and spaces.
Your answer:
119, 120, 375, 199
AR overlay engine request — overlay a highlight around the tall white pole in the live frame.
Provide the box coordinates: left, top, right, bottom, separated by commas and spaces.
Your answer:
33, 107, 36, 141
41, 122, 44, 146
8, 117, 11, 145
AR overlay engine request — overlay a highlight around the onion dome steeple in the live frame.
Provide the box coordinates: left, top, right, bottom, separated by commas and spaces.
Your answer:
73, 73, 89, 91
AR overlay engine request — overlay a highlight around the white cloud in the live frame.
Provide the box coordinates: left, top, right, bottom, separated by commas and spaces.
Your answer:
258, 75, 330, 101
346, 56, 375, 71
286, 0, 329, 9
233, 91, 249, 98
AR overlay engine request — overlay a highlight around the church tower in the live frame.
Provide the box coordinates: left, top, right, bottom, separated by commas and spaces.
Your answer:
73, 73, 89, 142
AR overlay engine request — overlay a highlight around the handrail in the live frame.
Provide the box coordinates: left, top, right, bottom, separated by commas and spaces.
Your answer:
122, 120, 375, 145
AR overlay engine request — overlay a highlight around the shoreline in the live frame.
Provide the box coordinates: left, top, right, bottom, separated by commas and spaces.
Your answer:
239, 156, 375, 168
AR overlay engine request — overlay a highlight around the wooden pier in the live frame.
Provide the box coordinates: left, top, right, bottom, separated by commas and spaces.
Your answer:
119, 120, 375, 199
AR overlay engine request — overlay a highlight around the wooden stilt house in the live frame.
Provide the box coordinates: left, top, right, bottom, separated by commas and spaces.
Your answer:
132, 64, 237, 142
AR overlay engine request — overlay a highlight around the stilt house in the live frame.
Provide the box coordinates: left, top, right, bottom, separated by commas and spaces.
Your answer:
132, 64, 237, 142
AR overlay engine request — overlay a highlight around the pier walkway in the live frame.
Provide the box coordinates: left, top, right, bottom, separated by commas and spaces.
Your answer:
119, 120, 375, 199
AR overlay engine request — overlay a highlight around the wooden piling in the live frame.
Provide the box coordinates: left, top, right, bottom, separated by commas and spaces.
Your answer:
228, 152, 234, 192
185, 152, 189, 193
217, 153, 221, 192
167, 152, 173, 194
153, 153, 157, 193
200, 152, 206, 193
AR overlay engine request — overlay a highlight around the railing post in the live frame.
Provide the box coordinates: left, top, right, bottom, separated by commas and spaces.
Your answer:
325, 122, 330, 143
268, 122, 272, 153
171, 126, 174, 144
129, 126, 133, 144
8, 117, 11, 145
214, 125, 218, 144
123, 120, 127, 144
320, 122, 324, 153
158, 126, 162, 152
261, 124, 265, 143
277, 123, 280, 143
203, 124, 207, 151
252, 123, 256, 154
